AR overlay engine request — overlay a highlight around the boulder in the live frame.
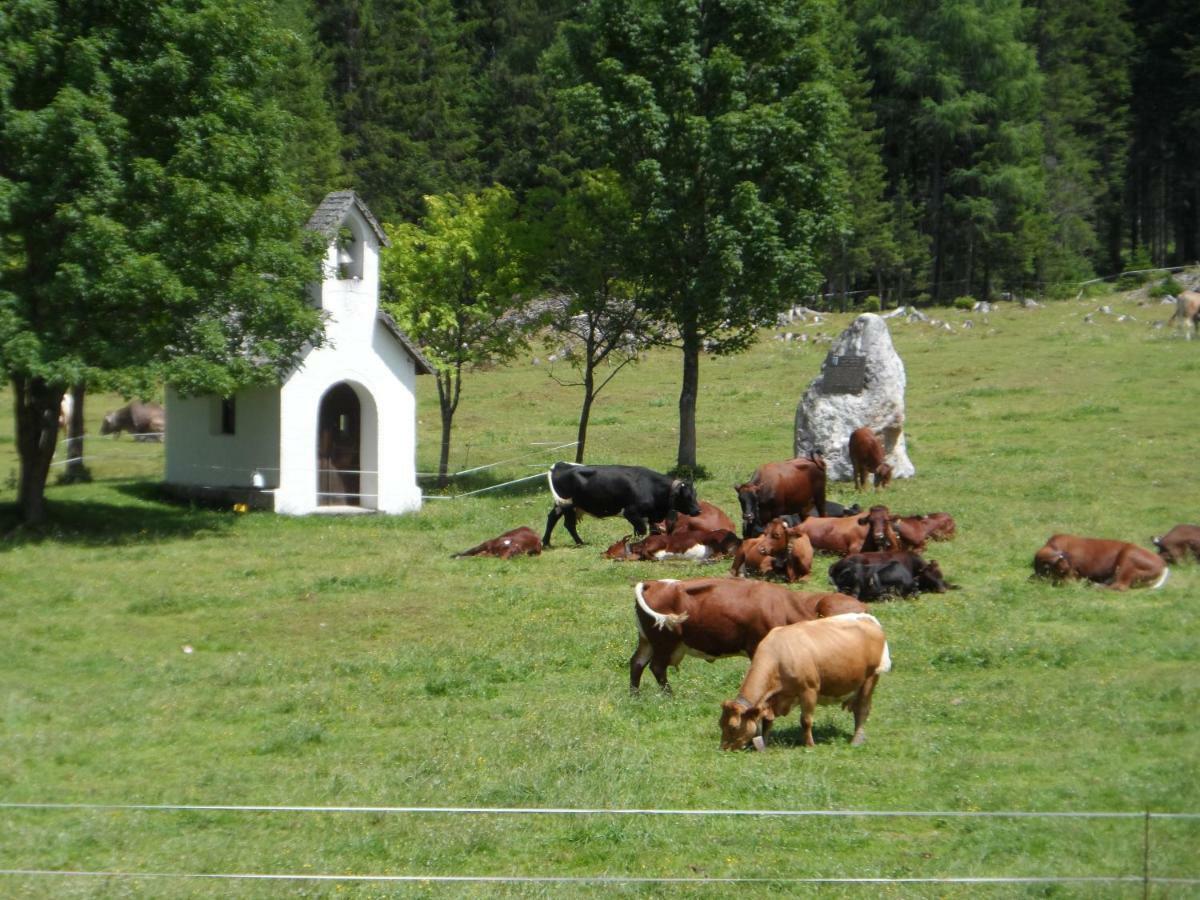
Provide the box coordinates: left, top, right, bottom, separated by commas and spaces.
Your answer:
793, 314, 915, 483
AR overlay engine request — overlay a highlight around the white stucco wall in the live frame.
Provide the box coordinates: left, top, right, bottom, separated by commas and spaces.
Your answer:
165, 386, 281, 488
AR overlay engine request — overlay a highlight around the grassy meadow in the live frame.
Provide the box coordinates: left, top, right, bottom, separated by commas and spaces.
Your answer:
0, 287, 1198, 896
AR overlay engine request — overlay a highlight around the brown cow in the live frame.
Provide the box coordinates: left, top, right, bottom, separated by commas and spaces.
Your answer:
858, 505, 901, 553
848, 427, 893, 491
1167, 291, 1200, 339
630, 578, 867, 692
735, 454, 827, 538
795, 515, 869, 556
101, 400, 165, 442
1033, 534, 1168, 591
783, 529, 815, 583
730, 518, 790, 578
451, 526, 542, 560
605, 529, 740, 562
657, 500, 737, 535
894, 513, 957, 552
1152, 524, 1200, 564
718, 613, 890, 750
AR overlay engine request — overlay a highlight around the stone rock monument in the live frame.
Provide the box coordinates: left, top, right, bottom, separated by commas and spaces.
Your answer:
793, 313, 915, 483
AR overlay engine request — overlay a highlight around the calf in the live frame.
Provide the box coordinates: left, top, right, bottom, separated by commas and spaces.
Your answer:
858, 505, 901, 552
657, 501, 737, 535
894, 513, 957, 552
605, 529, 739, 562
829, 551, 952, 600
718, 613, 890, 750
848, 427, 893, 490
452, 526, 542, 559
101, 401, 165, 442
1167, 290, 1200, 339
544, 462, 700, 546
1152, 524, 1200, 564
730, 518, 791, 578
630, 578, 866, 692
795, 515, 869, 556
1033, 534, 1168, 591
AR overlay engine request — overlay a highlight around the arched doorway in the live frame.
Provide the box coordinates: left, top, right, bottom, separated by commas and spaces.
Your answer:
317, 383, 361, 506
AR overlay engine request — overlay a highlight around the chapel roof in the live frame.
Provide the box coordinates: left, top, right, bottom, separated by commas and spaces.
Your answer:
305, 190, 391, 248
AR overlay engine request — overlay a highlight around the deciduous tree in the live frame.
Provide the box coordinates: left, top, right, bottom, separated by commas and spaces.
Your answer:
551, 0, 846, 471
381, 186, 540, 486
0, 0, 326, 524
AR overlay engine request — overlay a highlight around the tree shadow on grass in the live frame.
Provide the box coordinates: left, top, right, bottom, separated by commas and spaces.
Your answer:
0, 482, 233, 549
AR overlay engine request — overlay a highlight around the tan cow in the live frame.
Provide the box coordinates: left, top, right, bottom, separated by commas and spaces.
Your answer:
719, 613, 891, 751
1167, 291, 1200, 339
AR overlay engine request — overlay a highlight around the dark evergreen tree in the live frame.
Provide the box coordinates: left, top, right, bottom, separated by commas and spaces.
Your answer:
1128, 0, 1200, 266
314, 0, 480, 220
455, 0, 576, 195
1031, 0, 1133, 284
855, 0, 1046, 301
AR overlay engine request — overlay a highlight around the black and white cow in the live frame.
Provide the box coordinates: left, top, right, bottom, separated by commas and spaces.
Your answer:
543, 462, 700, 546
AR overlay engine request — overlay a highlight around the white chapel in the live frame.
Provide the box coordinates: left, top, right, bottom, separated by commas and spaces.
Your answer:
164, 190, 433, 514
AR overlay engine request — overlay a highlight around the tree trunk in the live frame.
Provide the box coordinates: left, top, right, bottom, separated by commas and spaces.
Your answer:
575, 364, 595, 463
13, 375, 64, 525
61, 382, 92, 484
437, 375, 454, 489
676, 318, 700, 471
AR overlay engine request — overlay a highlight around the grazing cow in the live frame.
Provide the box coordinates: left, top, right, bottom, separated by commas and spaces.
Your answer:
848, 427, 893, 491
894, 513, 957, 552
1152, 524, 1200, 564
605, 529, 740, 562
1167, 291, 1200, 339
795, 515, 869, 557
829, 551, 953, 600
630, 578, 866, 692
735, 454, 827, 538
858, 505, 901, 553
656, 500, 737, 535
718, 613, 890, 751
1033, 534, 1169, 591
451, 526, 542, 560
101, 401, 165, 442
544, 462, 700, 546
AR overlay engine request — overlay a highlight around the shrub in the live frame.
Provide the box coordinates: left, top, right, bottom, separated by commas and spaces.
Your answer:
862, 295, 881, 312
1149, 276, 1183, 299
953, 295, 976, 311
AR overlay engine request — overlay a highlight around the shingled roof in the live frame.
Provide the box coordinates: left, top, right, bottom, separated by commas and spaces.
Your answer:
305, 190, 391, 248
377, 309, 436, 375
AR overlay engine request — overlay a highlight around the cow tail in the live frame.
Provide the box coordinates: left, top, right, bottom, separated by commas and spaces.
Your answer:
634, 582, 688, 632
1151, 567, 1170, 590
878, 641, 892, 674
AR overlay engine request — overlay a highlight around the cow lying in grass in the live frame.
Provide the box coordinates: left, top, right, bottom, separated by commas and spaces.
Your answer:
1152, 524, 1200, 565
719, 613, 891, 751
729, 518, 814, 582
1033, 534, 1168, 590
451, 526, 542, 559
604, 529, 739, 562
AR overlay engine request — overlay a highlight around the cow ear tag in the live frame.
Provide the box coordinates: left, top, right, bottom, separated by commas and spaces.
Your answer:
751, 736, 766, 752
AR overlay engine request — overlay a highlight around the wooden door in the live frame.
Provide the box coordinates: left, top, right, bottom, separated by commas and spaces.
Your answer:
317, 383, 361, 506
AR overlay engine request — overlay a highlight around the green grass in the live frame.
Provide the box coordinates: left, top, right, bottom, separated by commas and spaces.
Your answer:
0, 290, 1198, 897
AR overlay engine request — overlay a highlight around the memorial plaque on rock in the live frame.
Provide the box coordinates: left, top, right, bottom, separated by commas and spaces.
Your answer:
823, 353, 867, 394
